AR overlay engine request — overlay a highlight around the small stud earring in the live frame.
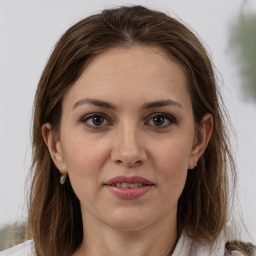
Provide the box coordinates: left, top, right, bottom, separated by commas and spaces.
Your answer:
195, 163, 198, 167
60, 170, 67, 185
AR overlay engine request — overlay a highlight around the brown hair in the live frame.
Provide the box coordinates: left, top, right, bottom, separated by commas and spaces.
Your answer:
28, 5, 239, 255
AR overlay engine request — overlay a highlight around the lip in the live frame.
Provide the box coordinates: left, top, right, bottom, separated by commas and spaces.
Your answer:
104, 175, 154, 185
104, 176, 155, 200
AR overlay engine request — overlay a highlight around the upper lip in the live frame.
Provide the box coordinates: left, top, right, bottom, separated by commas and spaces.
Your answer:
104, 176, 154, 185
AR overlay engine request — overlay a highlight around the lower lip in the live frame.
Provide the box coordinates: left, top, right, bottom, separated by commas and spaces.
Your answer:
105, 185, 153, 199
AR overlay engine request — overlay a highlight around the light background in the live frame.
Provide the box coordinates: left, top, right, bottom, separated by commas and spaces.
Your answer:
0, 0, 256, 242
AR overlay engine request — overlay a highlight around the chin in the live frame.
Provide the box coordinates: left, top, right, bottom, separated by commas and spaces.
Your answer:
107, 221, 151, 232
103, 210, 155, 232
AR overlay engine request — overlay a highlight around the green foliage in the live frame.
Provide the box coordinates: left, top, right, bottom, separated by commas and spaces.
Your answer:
0, 223, 26, 252
230, 13, 256, 102
0, 225, 11, 251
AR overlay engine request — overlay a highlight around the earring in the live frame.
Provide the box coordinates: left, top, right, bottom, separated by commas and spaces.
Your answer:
194, 163, 198, 168
60, 170, 67, 185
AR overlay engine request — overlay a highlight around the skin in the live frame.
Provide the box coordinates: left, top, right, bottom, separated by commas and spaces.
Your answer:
42, 46, 213, 256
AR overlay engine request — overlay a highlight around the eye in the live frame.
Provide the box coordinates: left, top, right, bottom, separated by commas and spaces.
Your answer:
146, 113, 176, 128
80, 113, 110, 128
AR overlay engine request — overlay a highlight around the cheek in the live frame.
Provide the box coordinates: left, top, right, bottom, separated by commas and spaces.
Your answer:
60, 133, 114, 202
61, 130, 110, 171
154, 137, 192, 170
61, 138, 107, 204
152, 138, 192, 192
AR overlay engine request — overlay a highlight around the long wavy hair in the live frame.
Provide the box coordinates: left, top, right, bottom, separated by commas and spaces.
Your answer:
27, 5, 245, 255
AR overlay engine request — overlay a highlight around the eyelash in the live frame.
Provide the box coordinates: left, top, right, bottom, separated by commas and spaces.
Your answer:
79, 112, 177, 130
146, 112, 177, 128
80, 113, 110, 129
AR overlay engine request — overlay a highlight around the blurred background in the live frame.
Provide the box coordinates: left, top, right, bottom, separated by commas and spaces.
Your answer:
0, 0, 256, 250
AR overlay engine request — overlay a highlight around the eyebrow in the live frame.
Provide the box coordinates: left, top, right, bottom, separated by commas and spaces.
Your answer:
142, 99, 183, 109
73, 98, 117, 110
73, 98, 183, 110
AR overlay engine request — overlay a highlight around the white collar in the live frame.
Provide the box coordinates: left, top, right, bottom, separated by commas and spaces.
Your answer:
172, 231, 226, 256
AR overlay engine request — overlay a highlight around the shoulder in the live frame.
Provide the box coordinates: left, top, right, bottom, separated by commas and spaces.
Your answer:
225, 241, 256, 256
0, 240, 34, 256
172, 231, 256, 256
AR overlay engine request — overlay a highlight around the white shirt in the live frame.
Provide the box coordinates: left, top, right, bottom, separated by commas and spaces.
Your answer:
172, 231, 255, 255
0, 232, 255, 256
0, 240, 34, 256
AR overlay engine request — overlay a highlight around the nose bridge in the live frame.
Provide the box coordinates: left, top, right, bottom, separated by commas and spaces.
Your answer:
112, 119, 146, 166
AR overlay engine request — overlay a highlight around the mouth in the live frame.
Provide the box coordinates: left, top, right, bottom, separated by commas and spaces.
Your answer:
107, 182, 153, 188
104, 175, 155, 186
104, 176, 155, 199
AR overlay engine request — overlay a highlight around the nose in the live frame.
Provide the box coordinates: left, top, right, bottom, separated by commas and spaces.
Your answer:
111, 124, 147, 167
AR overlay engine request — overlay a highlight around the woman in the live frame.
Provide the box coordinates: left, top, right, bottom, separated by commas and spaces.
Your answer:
1, 5, 255, 256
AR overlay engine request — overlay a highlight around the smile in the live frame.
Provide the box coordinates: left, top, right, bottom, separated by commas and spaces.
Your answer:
104, 176, 155, 199
109, 183, 148, 188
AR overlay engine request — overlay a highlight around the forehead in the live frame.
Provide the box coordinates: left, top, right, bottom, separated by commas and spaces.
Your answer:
63, 46, 191, 110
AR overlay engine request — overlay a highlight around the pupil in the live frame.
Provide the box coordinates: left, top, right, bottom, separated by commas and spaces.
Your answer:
153, 116, 164, 126
93, 116, 103, 126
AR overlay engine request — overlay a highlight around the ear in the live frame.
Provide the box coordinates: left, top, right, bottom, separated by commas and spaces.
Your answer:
188, 113, 213, 169
41, 123, 67, 174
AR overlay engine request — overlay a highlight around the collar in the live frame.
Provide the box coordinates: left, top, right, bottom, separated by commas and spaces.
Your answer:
172, 231, 226, 256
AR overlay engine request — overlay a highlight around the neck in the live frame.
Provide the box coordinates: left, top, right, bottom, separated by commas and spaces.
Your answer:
75, 211, 178, 256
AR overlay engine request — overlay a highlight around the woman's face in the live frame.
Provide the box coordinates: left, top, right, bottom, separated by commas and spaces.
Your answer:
51, 46, 203, 231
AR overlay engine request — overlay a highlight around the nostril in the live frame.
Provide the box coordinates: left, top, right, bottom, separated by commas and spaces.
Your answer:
116, 159, 142, 167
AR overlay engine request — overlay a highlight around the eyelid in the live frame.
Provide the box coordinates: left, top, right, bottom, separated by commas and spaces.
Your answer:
79, 112, 177, 130
145, 112, 177, 127
79, 112, 112, 129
